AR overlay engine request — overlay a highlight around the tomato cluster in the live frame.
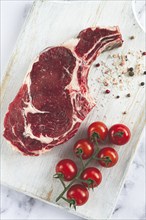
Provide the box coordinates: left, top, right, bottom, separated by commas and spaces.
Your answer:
54, 122, 131, 209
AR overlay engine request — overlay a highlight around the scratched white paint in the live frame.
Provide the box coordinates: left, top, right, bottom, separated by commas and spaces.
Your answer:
0, 1, 145, 219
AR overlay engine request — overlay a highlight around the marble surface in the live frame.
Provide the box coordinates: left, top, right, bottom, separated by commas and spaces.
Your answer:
1, 1, 145, 219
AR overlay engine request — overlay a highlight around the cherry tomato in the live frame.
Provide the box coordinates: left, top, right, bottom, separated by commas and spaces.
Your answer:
74, 139, 94, 160
55, 159, 77, 181
67, 184, 89, 206
109, 124, 131, 145
97, 147, 118, 168
88, 121, 108, 143
80, 167, 102, 188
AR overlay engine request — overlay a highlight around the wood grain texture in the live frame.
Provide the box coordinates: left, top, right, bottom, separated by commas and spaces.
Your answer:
1, 1, 145, 219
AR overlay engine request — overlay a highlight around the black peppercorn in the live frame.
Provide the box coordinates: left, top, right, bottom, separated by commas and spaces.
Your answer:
129, 36, 135, 40
128, 67, 134, 72
95, 63, 100, 68
129, 71, 134, 76
127, 93, 131, 97
140, 82, 145, 86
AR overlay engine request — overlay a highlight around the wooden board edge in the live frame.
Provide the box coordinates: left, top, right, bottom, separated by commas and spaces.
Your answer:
109, 115, 146, 219
0, 181, 89, 220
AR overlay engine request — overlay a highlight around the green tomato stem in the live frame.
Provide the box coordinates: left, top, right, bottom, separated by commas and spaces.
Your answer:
56, 178, 76, 202
61, 196, 70, 203
94, 156, 112, 163
79, 154, 85, 169
78, 179, 89, 183
59, 178, 66, 189
114, 131, 124, 137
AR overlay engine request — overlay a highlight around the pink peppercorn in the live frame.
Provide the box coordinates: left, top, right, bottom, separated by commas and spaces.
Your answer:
105, 89, 110, 94
142, 52, 146, 56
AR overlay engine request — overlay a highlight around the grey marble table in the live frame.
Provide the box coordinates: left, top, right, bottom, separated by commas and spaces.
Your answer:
1, 1, 145, 219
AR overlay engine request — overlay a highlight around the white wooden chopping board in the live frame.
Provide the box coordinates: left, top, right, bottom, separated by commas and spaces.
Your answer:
1, 1, 145, 219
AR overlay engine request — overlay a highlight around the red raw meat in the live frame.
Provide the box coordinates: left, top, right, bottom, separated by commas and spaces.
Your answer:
4, 27, 123, 156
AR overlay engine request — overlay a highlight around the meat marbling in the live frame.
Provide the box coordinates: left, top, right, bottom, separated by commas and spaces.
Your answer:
4, 27, 123, 156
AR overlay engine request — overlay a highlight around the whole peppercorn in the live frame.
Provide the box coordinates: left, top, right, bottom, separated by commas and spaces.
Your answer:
128, 67, 134, 72
116, 95, 120, 99
129, 71, 134, 77
129, 36, 135, 40
105, 89, 110, 94
95, 63, 100, 67
127, 93, 131, 97
143, 71, 146, 75
140, 82, 145, 86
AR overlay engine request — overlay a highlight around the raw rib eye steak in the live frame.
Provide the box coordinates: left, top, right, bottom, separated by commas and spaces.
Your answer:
4, 27, 123, 156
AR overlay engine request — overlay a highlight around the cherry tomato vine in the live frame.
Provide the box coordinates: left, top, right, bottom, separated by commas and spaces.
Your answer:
53, 122, 131, 209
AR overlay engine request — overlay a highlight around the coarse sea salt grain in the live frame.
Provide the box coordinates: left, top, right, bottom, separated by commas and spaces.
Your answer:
95, 50, 145, 91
